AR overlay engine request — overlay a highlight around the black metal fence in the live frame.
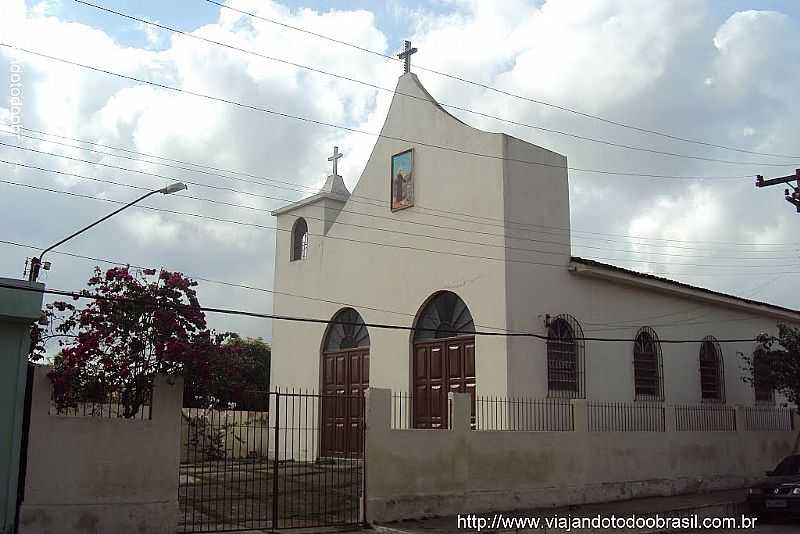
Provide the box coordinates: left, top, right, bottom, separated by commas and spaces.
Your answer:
391, 392, 414, 429
743, 406, 794, 431
391, 392, 453, 430
674, 404, 736, 432
178, 390, 364, 532
49, 382, 152, 419
475, 396, 573, 431
589, 402, 665, 432
393, 393, 794, 434
391, 393, 573, 431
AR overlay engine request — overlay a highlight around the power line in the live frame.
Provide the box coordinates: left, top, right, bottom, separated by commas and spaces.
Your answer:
1, 280, 770, 343
582, 274, 787, 330
3, 237, 791, 331
6, 158, 799, 270
0, 177, 587, 272
7, 128, 792, 255
73, 0, 800, 169
200, 0, 800, 161
586, 310, 781, 333
11, 125, 800, 253
13, 127, 323, 198
4, 176, 800, 277
0, 43, 755, 182
6, 151, 799, 265
0, 158, 563, 262
0, 237, 514, 333
0, 238, 416, 319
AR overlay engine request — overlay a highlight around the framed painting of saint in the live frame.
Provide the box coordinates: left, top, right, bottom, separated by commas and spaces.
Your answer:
390, 149, 414, 211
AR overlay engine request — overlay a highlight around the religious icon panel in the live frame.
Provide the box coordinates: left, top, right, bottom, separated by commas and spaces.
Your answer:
391, 149, 414, 211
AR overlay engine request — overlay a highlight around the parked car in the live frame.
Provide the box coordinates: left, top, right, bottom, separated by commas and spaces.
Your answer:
747, 454, 800, 519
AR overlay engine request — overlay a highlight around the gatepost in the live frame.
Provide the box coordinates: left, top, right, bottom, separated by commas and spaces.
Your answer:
0, 279, 43, 534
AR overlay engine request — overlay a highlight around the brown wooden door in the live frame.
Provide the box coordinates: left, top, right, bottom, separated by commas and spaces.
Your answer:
321, 348, 368, 457
413, 336, 475, 429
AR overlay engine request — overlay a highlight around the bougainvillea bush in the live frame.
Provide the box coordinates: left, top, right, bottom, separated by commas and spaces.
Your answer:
33, 266, 255, 417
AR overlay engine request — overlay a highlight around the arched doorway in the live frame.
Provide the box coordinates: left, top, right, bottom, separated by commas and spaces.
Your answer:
411, 291, 475, 429
320, 308, 370, 457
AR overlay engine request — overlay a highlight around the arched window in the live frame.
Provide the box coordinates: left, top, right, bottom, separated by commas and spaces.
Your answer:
291, 218, 308, 261
413, 291, 475, 342
323, 308, 370, 352
546, 314, 585, 398
753, 352, 775, 404
699, 336, 725, 402
633, 326, 663, 401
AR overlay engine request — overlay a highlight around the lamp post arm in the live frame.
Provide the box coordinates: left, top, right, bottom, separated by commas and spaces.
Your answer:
29, 189, 160, 281
39, 189, 159, 261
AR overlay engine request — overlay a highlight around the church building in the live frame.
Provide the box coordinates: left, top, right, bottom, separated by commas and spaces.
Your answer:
270, 59, 798, 456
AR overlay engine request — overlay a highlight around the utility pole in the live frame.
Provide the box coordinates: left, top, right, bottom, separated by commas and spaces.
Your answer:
755, 169, 800, 212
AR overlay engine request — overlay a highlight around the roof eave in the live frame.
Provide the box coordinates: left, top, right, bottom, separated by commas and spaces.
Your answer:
270, 192, 348, 216
568, 257, 800, 322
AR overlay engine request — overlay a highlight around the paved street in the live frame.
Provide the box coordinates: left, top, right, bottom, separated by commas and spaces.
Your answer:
691, 523, 797, 533
694, 521, 800, 534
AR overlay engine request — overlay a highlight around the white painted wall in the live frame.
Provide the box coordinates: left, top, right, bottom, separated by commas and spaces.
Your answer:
270, 72, 799, 408
19, 367, 183, 534
180, 409, 269, 462
366, 390, 798, 522
272, 73, 511, 397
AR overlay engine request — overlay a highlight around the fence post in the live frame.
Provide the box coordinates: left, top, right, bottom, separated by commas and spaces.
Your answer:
735, 405, 747, 433
571, 399, 588, 432
449, 393, 471, 435
364, 388, 391, 524
271, 391, 280, 531
664, 405, 677, 433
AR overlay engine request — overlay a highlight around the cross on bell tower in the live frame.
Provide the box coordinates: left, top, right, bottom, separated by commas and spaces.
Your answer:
397, 40, 417, 74
328, 146, 343, 177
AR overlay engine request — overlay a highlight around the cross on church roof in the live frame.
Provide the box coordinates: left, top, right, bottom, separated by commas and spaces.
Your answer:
397, 40, 417, 74
328, 146, 343, 176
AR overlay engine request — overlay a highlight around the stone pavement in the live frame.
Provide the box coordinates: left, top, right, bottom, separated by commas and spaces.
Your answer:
368, 489, 752, 533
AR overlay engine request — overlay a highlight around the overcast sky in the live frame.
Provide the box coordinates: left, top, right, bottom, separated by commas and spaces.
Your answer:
2, 0, 800, 342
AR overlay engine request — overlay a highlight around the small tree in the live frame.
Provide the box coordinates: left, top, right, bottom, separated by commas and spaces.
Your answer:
743, 323, 800, 452
227, 335, 271, 404
35, 266, 239, 417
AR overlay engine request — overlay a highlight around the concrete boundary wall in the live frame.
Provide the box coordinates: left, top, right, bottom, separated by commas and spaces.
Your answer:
180, 408, 270, 462
365, 388, 798, 523
18, 366, 183, 534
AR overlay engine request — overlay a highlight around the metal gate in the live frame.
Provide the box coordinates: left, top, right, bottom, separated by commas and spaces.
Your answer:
178, 390, 365, 532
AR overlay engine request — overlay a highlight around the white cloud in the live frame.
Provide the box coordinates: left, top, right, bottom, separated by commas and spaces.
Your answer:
120, 212, 181, 244
137, 20, 164, 48
2, 0, 800, 338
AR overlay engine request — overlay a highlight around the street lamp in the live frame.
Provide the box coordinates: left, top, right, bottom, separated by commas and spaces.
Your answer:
27, 182, 188, 281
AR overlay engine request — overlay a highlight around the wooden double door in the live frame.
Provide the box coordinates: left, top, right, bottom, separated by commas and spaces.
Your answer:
320, 348, 369, 457
412, 336, 475, 429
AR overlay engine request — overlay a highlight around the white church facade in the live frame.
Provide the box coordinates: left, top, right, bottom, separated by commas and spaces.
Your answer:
270, 70, 797, 452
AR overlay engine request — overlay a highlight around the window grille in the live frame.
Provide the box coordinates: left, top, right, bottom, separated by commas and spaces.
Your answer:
413, 291, 475, 342
323, 308, 370, 351
633, 326, 664, 401
699, 335, 725, 402
546, 314, 585, 398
